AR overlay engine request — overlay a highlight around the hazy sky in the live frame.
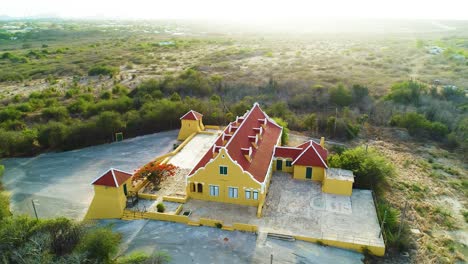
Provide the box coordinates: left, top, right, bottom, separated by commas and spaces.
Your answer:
1, 0, 467, 20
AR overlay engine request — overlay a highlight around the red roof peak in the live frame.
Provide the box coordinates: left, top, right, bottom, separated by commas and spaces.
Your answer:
189, 103, 282, 182
91, 168, 132, 187
180, 110, 203, 120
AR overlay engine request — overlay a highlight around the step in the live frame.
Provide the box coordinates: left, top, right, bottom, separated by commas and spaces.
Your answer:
267, 233, 295, 241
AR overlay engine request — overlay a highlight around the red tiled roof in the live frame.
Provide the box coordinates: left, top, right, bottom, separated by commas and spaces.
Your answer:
292, 141, 328, 168
91, 168, 132, 187
180, 110, 203, 120
189, 103, 282, 183
274, 146, 303, 160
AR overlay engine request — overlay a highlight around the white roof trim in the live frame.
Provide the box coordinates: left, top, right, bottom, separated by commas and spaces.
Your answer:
291, 144, 328, 168
225, 103, 258, 148
90, 168, 133, 187
180, 110, 202, 120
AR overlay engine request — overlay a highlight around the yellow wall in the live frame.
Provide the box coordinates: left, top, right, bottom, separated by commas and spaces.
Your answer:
187, 148, 262, 207
293, 165, 325, 182
178, 119, 203, 140
272, 158, 294, 173
294, 235, 385, 256
85, 178, 131, 219
322, 177, 353, 196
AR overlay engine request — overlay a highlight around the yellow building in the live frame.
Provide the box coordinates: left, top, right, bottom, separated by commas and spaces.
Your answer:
274, 139, 355, 196
177, 110, 205, 140
186, 103, 282, 207
85, 168, 133, 220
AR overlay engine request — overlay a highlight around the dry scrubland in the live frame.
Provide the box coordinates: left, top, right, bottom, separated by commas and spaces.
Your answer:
0, 19, 467, 263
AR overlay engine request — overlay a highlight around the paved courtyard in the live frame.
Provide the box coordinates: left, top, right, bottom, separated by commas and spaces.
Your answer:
168, 133, 220, 169
141, 132, 220, 197
182, 172, 384, 248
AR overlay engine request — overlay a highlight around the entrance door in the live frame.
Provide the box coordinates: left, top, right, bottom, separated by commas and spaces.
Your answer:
306, 167, 312, 179
123, 184, 128, 196
276, 160, 283, 171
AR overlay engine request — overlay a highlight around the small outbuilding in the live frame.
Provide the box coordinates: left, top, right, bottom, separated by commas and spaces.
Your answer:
85, 168, 133, 219
322, 168, 355, 196
177, 110, 205, 140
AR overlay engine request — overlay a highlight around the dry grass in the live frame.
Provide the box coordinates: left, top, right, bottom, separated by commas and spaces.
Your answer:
367, 128, 467, 263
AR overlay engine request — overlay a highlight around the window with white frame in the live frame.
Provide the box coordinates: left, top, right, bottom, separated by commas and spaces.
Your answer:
245, 190, 251, 199
228, 187, 238, 198
209, 185, 219, 196
253, 190, 259, 200
219, 166, 228, 175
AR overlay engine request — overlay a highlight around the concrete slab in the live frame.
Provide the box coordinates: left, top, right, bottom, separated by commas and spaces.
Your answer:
168, 133, 219, 169
181, 172, 384, 248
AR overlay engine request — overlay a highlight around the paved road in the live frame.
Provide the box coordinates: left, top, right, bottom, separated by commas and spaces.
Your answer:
2, 130, 178, 219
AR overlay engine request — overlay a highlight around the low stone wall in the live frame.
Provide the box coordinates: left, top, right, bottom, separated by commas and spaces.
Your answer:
233, 223, 258, 232
163, 196, 188, 203
143, 211, 189, 224
138, 193, 158, 200
199, 217, 223, 227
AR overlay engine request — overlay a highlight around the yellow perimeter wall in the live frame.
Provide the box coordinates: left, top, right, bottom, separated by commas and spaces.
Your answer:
294, 235, 385, 257
85, 178, 132, 219
322, 177, 353, 196
293, 165, 325, 182
187, 148, 262, 207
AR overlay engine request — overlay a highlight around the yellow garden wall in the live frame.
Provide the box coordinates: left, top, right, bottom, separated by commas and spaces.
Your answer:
142, 211, 189, 223
138, 193, 158, 200
233, 223, 258, 232
293, 165, 325, 182
294, 235, 385, 256
322, 178, 353, 196
163, 196, 188, 203
187, 148, 262, 207
199, 218, 223, 227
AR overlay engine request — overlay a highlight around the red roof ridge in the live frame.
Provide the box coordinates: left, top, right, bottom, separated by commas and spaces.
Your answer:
91, 168, 133, 187
292, 143, 328, 168
180, 110, 203, 120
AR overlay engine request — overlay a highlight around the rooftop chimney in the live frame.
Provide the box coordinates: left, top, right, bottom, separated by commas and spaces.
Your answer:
320, 137, 325, 148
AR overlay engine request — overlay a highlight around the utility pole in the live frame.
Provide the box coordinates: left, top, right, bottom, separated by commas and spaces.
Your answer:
31, 199, 38, 220
398, 201, 409, 238
270, 254, 273, 264
379, 209, 387, 238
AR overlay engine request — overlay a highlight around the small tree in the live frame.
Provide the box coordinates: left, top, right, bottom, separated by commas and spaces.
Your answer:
134, 163, 178, 190
272, 117, 289, 145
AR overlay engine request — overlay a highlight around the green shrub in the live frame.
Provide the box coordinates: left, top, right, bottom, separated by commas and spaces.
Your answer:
330, 84, 352, 107
41, 106, 69, 121
328, 146, 395, 191
390, 112, 449, 140
116, 251, 150, 264
0, 108, 23, 122
156, 203, 165, 213
38, 122, 70, 149
88, 65, 118, 77
77, 227, 121, 263
386, 80, 426, 105
272, 117, 289, 145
